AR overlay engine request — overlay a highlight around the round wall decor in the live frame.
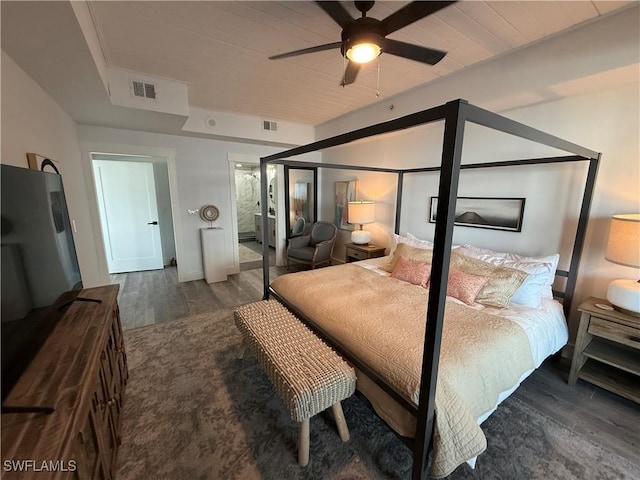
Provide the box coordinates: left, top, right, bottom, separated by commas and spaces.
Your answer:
200, 205, 220, 222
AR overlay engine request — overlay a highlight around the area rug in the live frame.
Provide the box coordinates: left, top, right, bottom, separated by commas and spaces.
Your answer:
238, 243, 262, 263
117, 310, 640, 480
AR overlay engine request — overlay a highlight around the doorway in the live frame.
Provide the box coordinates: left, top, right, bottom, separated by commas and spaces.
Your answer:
232, 162, 277, 270
91, 153, 176, 274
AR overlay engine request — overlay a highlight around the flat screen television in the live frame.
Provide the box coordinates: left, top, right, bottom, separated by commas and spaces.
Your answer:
1, 164, 83, 404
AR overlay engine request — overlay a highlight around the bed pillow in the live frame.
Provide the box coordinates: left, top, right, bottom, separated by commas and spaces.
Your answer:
390, 256, 431, 289
381, 243, 433, 272
446, 269, 489, 306
457, 245, 559, 304
407, 232, 460, 249
406, 232, 434, 248
449, 251, 528, 308
389, 233, 433, 256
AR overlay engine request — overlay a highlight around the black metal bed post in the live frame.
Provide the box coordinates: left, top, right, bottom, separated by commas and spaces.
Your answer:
312, 167, 319, 223
562, 154, 601, 318
284, 165, 291, 240
412, 99, 468, 480
260, 157, 270, 300
395, 171, 404, 235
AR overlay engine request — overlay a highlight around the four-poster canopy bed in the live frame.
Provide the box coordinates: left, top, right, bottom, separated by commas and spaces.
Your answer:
257, 99, 600, 479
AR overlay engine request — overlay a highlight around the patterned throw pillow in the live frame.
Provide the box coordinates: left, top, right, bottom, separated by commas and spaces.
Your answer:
456, 245, 559, 305
381, 243, 433, 272
446, 269, 489, 305
449, 251, 528, 308
390, 256, 431, 289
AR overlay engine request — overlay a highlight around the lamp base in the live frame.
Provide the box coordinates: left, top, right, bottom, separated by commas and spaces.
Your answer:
606, 279, 640, 317
351, 230, 371, 245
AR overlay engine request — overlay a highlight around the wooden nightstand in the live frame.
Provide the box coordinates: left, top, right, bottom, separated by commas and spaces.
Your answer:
568, 297, 640, 403
345, 243, 386, 263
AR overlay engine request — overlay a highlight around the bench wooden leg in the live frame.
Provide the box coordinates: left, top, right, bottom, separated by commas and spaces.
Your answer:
236, 339, 246, 360
298, 418, 310, 466
332, 402, 350, 442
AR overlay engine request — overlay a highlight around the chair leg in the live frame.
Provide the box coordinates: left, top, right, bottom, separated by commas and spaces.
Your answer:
298, 418, 310, 466
332, 403, 350, 442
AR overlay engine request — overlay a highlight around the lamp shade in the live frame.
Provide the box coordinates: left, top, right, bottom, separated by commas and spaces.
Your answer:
605, 214, 640, 268
348, 201, 375, 225
605, 213, 640, 317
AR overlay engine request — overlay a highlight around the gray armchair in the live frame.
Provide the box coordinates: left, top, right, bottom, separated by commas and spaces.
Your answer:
290, 217, 306, 238
286, 221, 337, 269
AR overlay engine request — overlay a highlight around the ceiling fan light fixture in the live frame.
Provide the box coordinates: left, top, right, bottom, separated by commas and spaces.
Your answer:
346, 42, 381, 63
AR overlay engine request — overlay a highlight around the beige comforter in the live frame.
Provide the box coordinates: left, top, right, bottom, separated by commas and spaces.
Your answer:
270, 264, 535, 477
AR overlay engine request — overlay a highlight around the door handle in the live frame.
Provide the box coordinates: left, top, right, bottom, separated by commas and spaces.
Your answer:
147, 221, 158, 225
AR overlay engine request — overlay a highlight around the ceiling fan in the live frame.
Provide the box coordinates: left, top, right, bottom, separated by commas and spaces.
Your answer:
269, 1, 456, 86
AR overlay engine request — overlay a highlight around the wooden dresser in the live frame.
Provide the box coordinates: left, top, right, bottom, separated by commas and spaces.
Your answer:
1, 285, 128, 479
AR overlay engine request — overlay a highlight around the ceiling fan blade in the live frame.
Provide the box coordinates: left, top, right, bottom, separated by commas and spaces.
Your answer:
383, 39, 446, 65
341, 61, 361, 86
381, 1, 456, 35
315, 1, 355, 28
269, 42, 342, 60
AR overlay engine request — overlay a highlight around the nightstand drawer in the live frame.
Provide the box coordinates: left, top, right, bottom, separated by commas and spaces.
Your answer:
346, 247, 368, 261
588, 317, 640, 350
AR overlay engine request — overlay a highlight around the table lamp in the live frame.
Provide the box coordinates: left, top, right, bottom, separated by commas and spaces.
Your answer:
605, 213, 640, 316
348, 201, 375, 245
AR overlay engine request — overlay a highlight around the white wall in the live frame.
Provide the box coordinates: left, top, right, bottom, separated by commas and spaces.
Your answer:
1, 50, 103, 287
184, 107, 316, 147
77, 125, 293, 282
314, 9, 640, 343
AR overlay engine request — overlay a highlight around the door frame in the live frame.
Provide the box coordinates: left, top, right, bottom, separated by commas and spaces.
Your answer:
80, 142, 182, 283
227, 153, 285, 272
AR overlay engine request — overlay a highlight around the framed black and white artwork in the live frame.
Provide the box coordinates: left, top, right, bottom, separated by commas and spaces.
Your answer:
429, 197, 526, 232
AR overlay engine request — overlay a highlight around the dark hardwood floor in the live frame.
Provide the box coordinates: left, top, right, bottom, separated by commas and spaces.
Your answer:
111, 262, 640, 468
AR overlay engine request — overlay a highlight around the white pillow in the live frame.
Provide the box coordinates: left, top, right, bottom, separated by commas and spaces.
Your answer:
456, 245, 560, 307
390, 233, 433, 254
408, 232, 462, 250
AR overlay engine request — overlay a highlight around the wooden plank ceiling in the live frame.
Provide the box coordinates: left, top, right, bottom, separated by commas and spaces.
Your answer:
89, 1, 632, 125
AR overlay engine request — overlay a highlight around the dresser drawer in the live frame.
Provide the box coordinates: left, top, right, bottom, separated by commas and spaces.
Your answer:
346, 247, 368, 261
588, 317, 640, 350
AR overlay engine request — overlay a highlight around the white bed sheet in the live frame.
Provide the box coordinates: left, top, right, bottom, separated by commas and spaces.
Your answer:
352, 256, 568, 468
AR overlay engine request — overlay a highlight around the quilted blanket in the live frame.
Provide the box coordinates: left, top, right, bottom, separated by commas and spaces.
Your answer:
270, 264, 534, 477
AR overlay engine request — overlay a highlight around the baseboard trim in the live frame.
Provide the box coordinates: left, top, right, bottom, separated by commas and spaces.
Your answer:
180, 271, 204, 282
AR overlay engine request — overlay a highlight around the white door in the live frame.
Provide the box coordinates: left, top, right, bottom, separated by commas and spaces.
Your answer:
93, 160, 164, 273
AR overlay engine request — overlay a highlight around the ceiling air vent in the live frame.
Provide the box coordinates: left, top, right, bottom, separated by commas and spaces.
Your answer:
131, 80, 157, 100
263, 120, 278, 132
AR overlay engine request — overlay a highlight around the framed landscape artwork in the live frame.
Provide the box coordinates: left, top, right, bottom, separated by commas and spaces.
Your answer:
334, 180, 357, 230
429, 196, 526, 232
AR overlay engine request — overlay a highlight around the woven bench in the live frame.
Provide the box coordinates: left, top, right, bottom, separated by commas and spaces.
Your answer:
234, 300, 356, 466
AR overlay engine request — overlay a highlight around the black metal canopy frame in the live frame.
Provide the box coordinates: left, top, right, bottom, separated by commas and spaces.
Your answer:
258, 99, 600, 480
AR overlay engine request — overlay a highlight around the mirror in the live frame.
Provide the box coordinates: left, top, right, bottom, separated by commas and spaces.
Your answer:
288, 169, 315, 236
267, 168, 276, 216
293, 182, 309, 221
